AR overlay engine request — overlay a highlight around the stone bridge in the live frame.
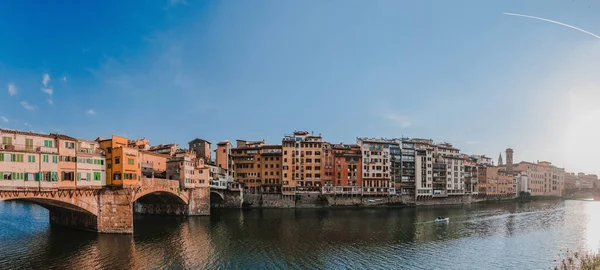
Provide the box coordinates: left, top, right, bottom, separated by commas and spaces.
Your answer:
0, 178, 209, 234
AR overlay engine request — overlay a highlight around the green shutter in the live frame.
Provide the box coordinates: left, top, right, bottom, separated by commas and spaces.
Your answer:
0, 153, 3, 161
78, 173, 81, 181
87, 173, 91, 180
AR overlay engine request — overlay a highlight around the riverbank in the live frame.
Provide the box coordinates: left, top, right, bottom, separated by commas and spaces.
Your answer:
233, 193, 521, 209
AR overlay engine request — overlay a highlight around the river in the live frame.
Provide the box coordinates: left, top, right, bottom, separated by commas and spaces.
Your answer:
0, 200, 598, 269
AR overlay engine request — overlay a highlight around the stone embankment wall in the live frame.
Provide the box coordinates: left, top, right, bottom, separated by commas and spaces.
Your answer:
214, 192, 517, 209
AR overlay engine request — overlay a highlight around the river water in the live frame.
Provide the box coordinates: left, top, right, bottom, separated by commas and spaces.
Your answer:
0, 200, 598, 269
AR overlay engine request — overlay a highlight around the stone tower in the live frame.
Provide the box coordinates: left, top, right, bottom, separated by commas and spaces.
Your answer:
498, 152, 503, 166
506, 148, 514, 171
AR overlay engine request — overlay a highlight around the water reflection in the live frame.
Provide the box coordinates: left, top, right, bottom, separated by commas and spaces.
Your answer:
0, 200, 598, 269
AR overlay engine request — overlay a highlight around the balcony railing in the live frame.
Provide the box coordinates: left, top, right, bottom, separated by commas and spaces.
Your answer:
1, 144, 59, 154
77, 148, 103, 155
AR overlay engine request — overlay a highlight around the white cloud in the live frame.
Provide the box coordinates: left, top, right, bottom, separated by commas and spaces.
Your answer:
43, 73, 50, 87
24, 122, 32, 128
384, 113, 412, 128
87, 109, 96, 115
8, 83, 17, 96
47, 99, 53, 105
52, 128, 64, 133
0, 116, 7, 123
62, 76, 67, 82
41, 87, 53, 95
20, 101, 36, 111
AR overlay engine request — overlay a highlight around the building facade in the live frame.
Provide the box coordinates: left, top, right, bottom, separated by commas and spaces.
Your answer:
167, 150, 210, 189
148, 144, 179, 157
515, 161, 564, 196
189, 138, 211, 162
281, 131, 323, 193
231, 140, 265, 193
322, 143, 362, 194
216, 141, 234, 177
98, 135, 140, 186
357, 138, 395, 195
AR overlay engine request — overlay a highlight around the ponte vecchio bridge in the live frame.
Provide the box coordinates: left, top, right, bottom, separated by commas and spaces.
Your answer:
0, 178, 210, 233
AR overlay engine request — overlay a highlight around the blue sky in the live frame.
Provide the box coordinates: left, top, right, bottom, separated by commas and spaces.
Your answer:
1, 0, 600, 174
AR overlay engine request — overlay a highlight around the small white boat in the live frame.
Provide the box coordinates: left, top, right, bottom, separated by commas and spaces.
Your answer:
434, 217, 449, 223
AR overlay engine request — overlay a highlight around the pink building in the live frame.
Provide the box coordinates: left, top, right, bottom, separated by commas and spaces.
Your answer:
75, 139, 106, 187
0, 129, 105, 190
1, 129, 60, 189
166, 150, 210, 189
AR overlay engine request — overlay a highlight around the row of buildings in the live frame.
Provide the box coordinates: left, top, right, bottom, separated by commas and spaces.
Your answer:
564, 172, 599, 190
1, 128, 596, 198
0, 129, 229, 192
225, 131, 585, 198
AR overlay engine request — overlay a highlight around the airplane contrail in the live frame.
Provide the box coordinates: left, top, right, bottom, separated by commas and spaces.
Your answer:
503, 12, 600, 40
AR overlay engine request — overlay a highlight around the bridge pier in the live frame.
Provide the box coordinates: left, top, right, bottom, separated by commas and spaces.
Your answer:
97, 189, 134, 234
187, 187, 210, 215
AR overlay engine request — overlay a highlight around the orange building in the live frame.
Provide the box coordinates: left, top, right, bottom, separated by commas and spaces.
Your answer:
281, 131, 323, 194
189, 138, 211, 162
282, 137, 295, 195
260, 145, 282, 193
327, 143, 362, 194
140, 150, 168, 178
515, 161, 564, 196
321, 142, 334, 187
128, 137, 150, 150
148, 144, 179, 157
216, 141, 234, 177
231, 140, 264, 193
167, 149, 210, 189
484, 166, 514, 196
97, 135, 140, 186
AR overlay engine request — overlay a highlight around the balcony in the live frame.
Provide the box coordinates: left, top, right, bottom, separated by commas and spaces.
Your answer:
38, 146, 59, 154
432, 192, 448, 198
77, 148, 103, 155
0, 144, 61, 154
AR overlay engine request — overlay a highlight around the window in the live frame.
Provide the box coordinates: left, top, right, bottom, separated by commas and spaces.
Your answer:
43, 155, 48, 163
64, 142, 75, 149
0, 153, 3, 162
128, 158, 134, 165
28, 155, 35, 163
78, 173, 81, 181
115, 157, 120, 164
25, 138, 33, 150
1, 136, 12, 145
52, 156, 58, 163
62, 172, 74, 181
44, 140, 53, 148
12, 154, 24, 162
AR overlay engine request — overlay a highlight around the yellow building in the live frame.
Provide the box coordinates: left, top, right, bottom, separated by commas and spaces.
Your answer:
97, 135, 140, 186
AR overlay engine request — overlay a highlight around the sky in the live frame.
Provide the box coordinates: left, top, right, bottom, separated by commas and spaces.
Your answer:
1, 0, 600, 174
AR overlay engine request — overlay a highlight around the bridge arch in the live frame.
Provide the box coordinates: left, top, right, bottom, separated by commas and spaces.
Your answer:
0, 190, 99, 216
132, 189, 188, 205
132, 189, 190, 216
0, 190, 101, 232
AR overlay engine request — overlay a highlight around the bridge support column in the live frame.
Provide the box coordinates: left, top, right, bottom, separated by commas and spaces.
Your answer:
97, 189, 133, 234
187, 187, 210, 215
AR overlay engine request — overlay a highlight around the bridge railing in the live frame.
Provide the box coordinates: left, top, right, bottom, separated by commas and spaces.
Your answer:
140, 177, 180, 189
